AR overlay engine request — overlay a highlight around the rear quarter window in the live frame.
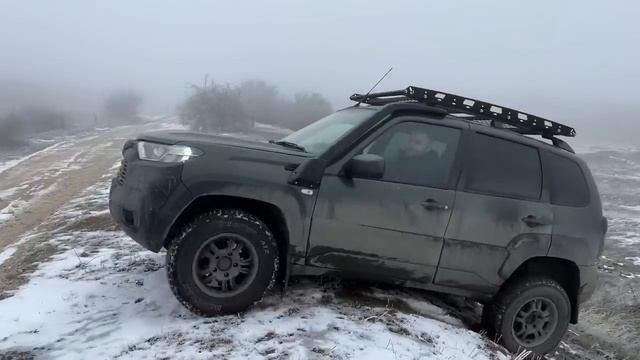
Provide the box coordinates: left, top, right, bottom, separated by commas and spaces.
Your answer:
464, 133, 542, 200
545, 152, 590, 207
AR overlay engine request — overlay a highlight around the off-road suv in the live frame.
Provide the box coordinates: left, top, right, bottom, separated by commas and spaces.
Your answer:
109, 86, 606, 355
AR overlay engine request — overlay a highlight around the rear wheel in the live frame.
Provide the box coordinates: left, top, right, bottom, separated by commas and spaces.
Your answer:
487, 276, 570, 356
166, 209, 279, 316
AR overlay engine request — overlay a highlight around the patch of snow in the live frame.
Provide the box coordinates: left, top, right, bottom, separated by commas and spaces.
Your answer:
155, 120, 188, 130
626, 257, 640, 266
254, 122, 293, 135
0, 247, 17, 266
0, 199, 29, 224
0, 183, 59, 225
0, 185, 28, 200
619, 205, 640, 212
0, 141, 69, 175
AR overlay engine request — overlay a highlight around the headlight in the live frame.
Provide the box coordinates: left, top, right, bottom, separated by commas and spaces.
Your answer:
137, 141, 203, 163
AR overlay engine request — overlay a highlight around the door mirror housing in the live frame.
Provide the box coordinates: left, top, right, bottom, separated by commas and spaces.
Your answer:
345, 154, 385, 179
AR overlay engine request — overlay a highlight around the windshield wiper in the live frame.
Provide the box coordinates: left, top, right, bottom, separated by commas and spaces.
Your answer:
269, 140, 307, 152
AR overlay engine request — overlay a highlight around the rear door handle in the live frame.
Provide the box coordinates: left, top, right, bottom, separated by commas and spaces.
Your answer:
421, 198, 449, 211
521, 215, 551, 227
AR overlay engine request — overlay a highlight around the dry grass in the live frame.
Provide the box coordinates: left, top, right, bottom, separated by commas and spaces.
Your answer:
576, 272, 640, 359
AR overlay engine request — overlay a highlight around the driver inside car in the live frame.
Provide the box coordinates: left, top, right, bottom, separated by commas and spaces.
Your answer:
386, 130, 446, 186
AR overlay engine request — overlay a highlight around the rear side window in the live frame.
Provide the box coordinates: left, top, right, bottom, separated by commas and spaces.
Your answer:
465, 134, 542, 200
546, 153, 590, 207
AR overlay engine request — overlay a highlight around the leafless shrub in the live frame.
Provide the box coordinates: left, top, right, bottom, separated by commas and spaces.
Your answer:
0, 106, 68, 149
178, 83, 249, 132
178, 78, 332, 133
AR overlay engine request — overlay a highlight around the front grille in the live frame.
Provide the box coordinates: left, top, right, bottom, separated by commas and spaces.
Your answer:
117, 160, 128, 185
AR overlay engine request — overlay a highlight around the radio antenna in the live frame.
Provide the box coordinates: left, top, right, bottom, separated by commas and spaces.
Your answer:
356, 67, 393, 106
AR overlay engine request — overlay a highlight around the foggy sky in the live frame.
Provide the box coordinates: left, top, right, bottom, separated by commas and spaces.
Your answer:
1, 0, 639, 146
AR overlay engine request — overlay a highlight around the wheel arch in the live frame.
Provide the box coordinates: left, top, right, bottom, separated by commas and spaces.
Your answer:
503, 256, 581, 324
164, 194, 290, 285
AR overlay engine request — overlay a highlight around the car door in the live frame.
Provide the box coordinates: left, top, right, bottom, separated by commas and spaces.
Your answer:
306, 117, 465, 285
435, 131, 553, 294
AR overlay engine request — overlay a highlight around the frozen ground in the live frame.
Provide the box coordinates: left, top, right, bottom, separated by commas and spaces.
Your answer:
0, 179, 507, 360
0, 124, 638, 359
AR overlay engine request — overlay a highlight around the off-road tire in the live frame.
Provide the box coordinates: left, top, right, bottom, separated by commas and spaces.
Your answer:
166, 209, 279, 316
489, 276, 571, 356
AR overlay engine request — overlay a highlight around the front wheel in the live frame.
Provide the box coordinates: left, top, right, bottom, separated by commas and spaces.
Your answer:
166, 209, 279, 316
487, 276, 571, 356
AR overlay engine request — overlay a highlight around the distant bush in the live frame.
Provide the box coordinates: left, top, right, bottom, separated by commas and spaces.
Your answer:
19, 105, 67, 132
179, 79, 332, 132
179, 83, 249, 132
104, 90, 143, 124
0, 106, 68, 149
0, 113, 26, 148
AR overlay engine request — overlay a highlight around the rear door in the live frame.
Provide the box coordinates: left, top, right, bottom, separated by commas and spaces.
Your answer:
307, 117, 465, 285
436, 132, 553, 294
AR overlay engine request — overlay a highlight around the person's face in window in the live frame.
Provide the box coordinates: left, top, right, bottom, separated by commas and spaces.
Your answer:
402, 132, 432, 157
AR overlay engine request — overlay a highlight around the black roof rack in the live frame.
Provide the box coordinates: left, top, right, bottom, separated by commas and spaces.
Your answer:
350, 86, 576, 139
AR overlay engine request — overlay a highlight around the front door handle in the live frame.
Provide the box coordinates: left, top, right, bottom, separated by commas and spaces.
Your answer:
421, 198, 449, 211
521, 215, 551, 227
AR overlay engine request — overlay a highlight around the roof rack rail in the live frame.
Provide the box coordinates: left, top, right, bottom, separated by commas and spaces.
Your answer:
350, 86, 576, 138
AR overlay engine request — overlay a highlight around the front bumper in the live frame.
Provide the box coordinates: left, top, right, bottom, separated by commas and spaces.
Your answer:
109, 146, 193, 252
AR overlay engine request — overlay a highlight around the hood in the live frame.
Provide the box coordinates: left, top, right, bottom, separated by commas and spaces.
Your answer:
137, 130, 311, 157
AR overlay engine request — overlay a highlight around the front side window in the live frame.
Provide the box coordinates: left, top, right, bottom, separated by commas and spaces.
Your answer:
465, 134, 542, 200
363, 122, 461, 188
279, 107, 374, 154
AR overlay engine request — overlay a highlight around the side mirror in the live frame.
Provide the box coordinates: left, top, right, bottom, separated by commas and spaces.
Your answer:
345, 154, 385, 179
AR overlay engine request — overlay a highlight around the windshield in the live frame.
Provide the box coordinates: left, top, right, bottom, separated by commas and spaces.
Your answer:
279, 108, 374, 153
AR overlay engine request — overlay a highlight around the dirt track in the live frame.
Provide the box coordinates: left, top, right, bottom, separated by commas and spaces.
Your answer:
0, 123, 163, 296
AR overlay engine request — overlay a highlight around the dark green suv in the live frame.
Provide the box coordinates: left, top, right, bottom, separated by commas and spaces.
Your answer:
109, 86, 606, 355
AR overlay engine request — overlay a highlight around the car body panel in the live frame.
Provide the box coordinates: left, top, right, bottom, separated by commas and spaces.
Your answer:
179, 141, 317, 263
305, 114, 467, 283
542, 150, 606, 266
109, 144, 193, 252
307, 176, 455, 283
436, 126, 554, 293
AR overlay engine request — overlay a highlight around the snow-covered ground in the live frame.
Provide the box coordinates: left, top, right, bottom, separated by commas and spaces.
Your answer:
1, 124, 639, 359
0, 173, 508, 360
0, 247, 16, 267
